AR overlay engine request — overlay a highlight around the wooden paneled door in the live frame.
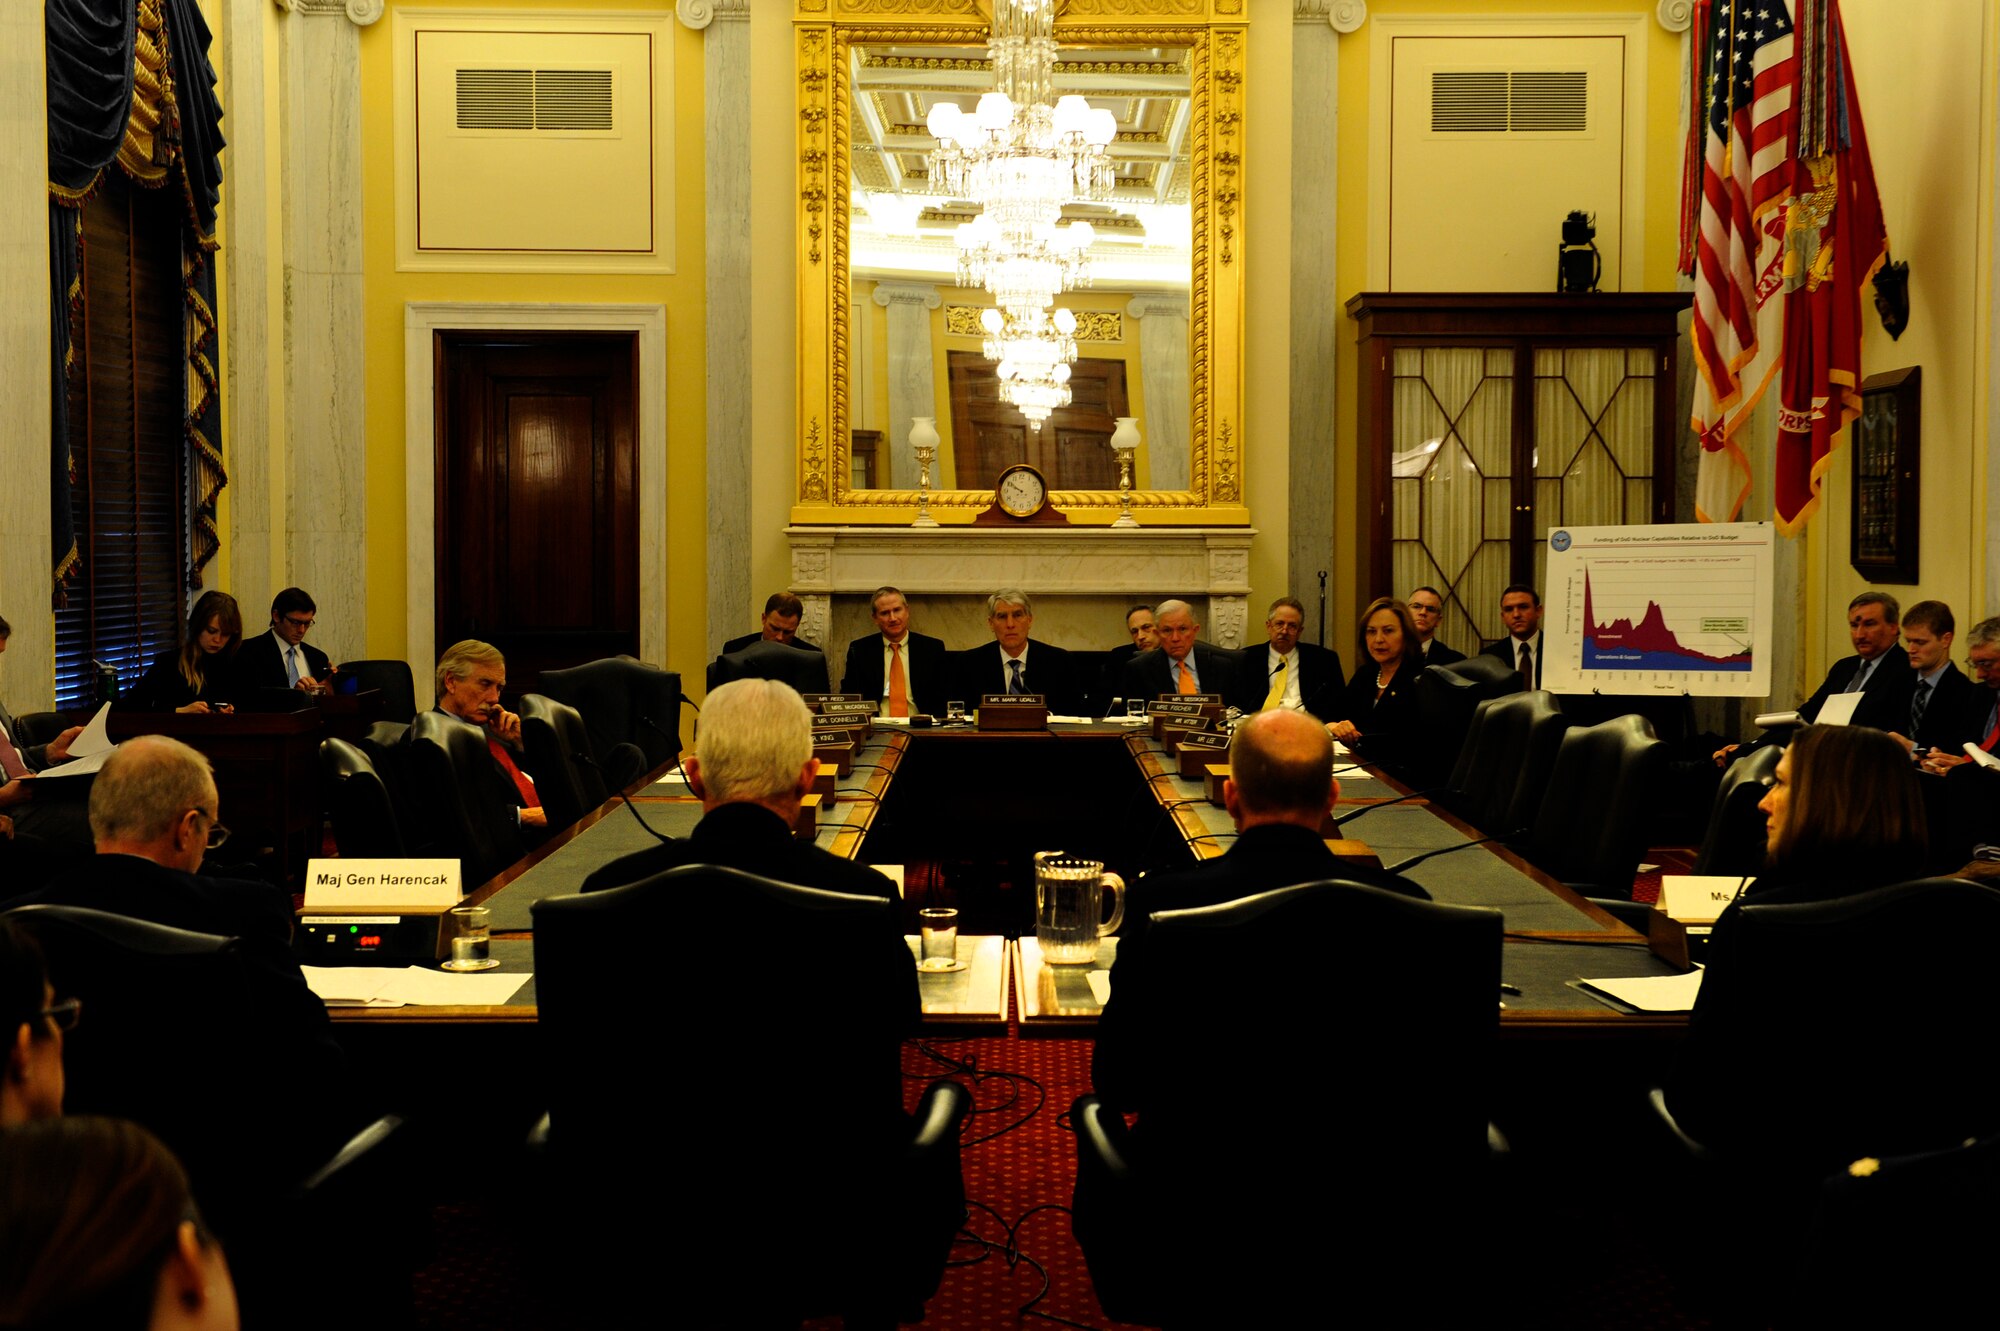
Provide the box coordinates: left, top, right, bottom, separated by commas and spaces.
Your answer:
435, 332, 639, 694
947, 351, 1128, 491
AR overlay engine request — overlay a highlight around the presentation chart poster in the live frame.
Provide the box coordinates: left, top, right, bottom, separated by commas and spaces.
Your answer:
1542, 522, 1774, 698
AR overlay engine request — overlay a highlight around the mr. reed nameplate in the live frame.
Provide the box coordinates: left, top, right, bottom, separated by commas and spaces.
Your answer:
1176, 729, 1230, 779
977, 694, 1048, 731
799, 692, 863, 712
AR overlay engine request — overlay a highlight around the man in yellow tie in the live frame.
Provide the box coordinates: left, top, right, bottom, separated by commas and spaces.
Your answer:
1239, 596, 1345, 721
839, 586, 948, 719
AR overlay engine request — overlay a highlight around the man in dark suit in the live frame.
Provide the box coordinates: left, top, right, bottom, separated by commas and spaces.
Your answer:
581, 677, 898, 899
0, 735, 351, 1150
722, 591, 820, 655
1235, 595, 1344, 721
0, 615, 90, 865
1409, 586, 1466, 666
952, 589, 1086, 716
839, 585, 948, 718
1095, 605, 1157, 714
1480, 583, 1544, 686
1897, 600, 1981, 755
1119, 599, 1240, 705
1715, 591, 1915, 766
231, 587, 332, 693
436, 639, 548, 834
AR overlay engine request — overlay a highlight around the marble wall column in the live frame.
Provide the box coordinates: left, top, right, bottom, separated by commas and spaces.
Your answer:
681, 0, 754, 655
1128, 294, 1191, 492
223, 0, 277, 616
0, 1, 53, 707
1288, 0, 1358, 641
873, 281, 943, 491
275, 0, 378, 667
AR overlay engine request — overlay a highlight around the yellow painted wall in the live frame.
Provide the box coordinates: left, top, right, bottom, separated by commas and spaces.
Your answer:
1801, 0, 1998, 679
355, 2, 710, 686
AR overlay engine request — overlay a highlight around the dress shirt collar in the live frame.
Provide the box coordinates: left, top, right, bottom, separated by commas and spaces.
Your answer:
1918, 659, 1950, 686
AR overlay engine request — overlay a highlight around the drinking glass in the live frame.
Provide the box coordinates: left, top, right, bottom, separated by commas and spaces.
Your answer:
918, 907, 960, 971
441, 904, 499, 972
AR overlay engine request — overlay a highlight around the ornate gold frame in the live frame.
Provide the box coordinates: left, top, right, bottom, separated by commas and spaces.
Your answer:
792, 0, 1248, 525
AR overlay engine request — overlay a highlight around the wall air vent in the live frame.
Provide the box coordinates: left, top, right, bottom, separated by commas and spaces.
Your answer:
1430, 69, 1587, 134
455, 68, 614, 132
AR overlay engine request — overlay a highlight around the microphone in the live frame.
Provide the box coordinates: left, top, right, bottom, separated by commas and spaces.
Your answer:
571, 751, 672, 843
1331, 788, 1440, 826
1384, 830, 1527, 876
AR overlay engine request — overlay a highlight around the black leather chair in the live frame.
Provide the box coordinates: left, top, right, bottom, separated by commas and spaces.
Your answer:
516, 694, 606, 832
341, 658, 419, 724
1436, 690, 1568, 834
11, 710, 74, 749
539, 655, 685, 769
1073, 880, 1505, 1326
530, 865, 970, 1327
1690, 740, 1781, 877
1414, 654, 1525, 788
1516, 714, 1665, 897
1500, 691, 1575, 837
1, 903, 395, 1328
706, 638, 832, 696
1653, 878, 2000, 1324
320, 737, 407, 857
402, 710, 524, 886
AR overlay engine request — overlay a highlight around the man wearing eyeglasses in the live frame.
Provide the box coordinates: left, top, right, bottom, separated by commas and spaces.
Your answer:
234, 587, 333, 693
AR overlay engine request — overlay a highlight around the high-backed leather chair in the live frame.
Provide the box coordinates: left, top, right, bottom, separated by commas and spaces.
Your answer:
1415, 654, 1525, 788
515, 694, 605, 832
1437, 690, 1567, 834
402, 710, 524, 886
1690, 740, 1781, 877
538, 655, 684, 769
320, 738, 406, 857
339, 658, 419, 724
1074, 880, 1504, 1325
531, 865, 970, 1327
1517, 714, 1665, 897
706, 639, 832, 697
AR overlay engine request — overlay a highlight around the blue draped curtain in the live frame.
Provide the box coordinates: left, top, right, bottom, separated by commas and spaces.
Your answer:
46, 0, 227, 602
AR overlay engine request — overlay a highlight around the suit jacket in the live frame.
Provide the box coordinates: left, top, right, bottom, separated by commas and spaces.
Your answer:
1337, 658, 1425, 778
0, 697, 93, 856
233, 629, 331, 692
1119, 642, 1242, 709
0, 695, 59, 772
951, 640, 1087, 716
1796, 644, 1915, 731
1421, 639, 1467, 668
124, 649, 239, 712
1094, 823, 1427, 1112
1235, 641, 1347, 722
1902, 662, 1983, 753
840, 631, 949, 717
722, 632, 820, 656
579, 800, 900, 901
1481, 633, 1544, 688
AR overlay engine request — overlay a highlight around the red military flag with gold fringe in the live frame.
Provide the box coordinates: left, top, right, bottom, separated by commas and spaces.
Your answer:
1771, 0, 1887, 536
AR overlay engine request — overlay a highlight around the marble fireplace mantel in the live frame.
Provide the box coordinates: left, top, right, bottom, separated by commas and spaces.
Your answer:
784, 526, 1259, 661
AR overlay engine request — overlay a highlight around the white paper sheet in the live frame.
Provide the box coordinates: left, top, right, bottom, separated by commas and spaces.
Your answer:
303, 965, 531, 1008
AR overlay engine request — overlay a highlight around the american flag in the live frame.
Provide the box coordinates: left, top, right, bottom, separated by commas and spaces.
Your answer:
1689, 0, 1797, 523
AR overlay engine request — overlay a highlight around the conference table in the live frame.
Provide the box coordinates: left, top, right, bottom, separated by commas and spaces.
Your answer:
326, 717, 1690, 1037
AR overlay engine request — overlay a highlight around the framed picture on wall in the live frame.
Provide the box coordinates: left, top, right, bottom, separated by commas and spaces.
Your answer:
1851, 367, 1920, 585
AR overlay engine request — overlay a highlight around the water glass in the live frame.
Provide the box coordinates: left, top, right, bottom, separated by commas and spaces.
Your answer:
442, 904, 499, 972
1125, 697, 1147, 720
946, 700, 968, 723
918, 907, 960, 971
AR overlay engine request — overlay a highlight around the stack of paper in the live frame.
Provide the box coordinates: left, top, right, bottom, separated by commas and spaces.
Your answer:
35, 703, 116, 778
303, 965, 531, 1008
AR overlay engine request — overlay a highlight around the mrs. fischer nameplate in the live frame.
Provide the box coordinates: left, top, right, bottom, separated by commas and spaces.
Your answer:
977, 695, 1048, 730
1149, 698, 1221, 739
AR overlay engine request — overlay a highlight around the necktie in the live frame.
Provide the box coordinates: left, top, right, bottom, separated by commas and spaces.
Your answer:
1912, 679, 1933, 736
1263, 654, 1289, 711
1176, 659, 1196, 695
286, 645, 301, 687
0, 723, 28, 780
1849, 660, 1873, 693
488, 737, 541, 809
1984, 702, 2000, 753
1008, 659, 1026, 695
887, 641, 909, 718
1519, 642, 1534, 685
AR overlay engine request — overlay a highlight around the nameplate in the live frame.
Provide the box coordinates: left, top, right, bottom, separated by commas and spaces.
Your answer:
302, 858, 460, 912
811, 740, 854, 776
808, 767, 837, 797
794, 792, 823, 839
1151, 700, 1223, 740
1148, 700, 1208, 718
1322, 838, 1385, 870
800, 693, 863, 712
811, 714, 863, 745
1152, 692, 1223, 707
1204, 763, 1230, 805
1658, 875, 1750, 924
977, 694, 1048, 731
822, 701, 876, 724
1176, 730, 1231, 778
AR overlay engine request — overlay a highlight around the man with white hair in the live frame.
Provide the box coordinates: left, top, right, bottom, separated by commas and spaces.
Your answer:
1118, 598, 1241, 704
580, 678, 897, 898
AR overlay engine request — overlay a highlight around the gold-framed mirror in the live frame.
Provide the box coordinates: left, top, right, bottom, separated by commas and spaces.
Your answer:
792, 0, 1247, 525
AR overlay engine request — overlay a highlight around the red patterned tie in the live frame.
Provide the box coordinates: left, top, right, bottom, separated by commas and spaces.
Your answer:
488, 737, 541, 808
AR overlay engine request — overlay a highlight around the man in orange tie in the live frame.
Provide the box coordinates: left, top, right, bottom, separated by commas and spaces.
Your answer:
839, 586, 948, 719
435, 640, 548, 833
1116, 599, 1240, 706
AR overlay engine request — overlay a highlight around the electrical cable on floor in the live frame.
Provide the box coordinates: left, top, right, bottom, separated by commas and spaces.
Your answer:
903, 1040, 1048, 1147
948, 1200, 1108, 1331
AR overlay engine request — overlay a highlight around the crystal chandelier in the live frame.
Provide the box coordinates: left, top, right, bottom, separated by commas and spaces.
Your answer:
924, 0, 1116, 429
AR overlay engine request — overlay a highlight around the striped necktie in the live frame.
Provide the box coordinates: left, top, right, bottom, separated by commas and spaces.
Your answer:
1911, 678, 1933, 736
